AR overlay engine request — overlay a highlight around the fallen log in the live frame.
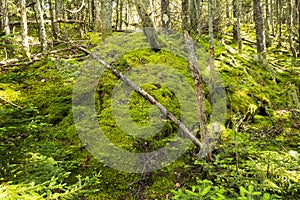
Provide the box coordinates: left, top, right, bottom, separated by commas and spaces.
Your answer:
74, 45, 203, 150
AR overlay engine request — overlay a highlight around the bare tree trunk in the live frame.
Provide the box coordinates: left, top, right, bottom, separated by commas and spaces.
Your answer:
100, 0, 112, 39
287, 0, 297, 57
184, 32, 208, 158
95, 0, 101, 31
277, 0, 282, 45
119, 0, 123, 30
116, 0, 119, 30
55, 0, 62, 34
298, 0, 300, 50
182, 0, 190, 31
36, 0, 48, 57
206, 0, 215, 161
226, 0, 230, 19
91, 0, 95, 30
49, 0, 58, 39
2, 0, 13, 58
265, 0, 271, 47
20, 0, 31, 59
161, 0, 170, 29
190, 0, 200, 34
134, 0, 165, 51
270, 0, 275, 36
253, 0, 267, 62
233, 0, 242, 52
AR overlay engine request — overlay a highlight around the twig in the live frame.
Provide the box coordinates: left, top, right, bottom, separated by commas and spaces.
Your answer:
0, 96, 23, 109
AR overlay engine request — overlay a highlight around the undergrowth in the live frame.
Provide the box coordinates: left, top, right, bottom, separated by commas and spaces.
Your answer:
0, 27, 299, 199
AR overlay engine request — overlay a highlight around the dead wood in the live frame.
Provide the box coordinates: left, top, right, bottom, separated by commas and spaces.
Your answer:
73, 45, 203, 150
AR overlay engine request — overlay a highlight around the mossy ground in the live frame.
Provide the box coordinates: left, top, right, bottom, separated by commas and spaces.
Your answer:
0, 27, 299, 199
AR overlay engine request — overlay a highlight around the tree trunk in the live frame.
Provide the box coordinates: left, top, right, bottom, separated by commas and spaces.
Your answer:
36, 0, 48, 57
265, 0, 271, 47
161, 0, 170, 29
270, 0, 275, 36
55, 0, 62, 34
253, 0, 267, 62
182, 0, 190, 31
134, 0, 165, 51
49, 0, 58, 39
100, 0, 112, 40
115, 0, 119, 30
233, 0, 242, 52
20, 0, 31, 59
119, 0, 123, 30
298, 0, 300, 50
205, 0, 215, 161
277, 0, 282, 45
95, 0, 101, 31
190, 0, 200, 34
287, 0, 297, 57
226, 0, 230, 19
2, 0, 13, 58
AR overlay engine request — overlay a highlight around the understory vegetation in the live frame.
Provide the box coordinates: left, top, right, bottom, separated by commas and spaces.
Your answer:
0, 26, 299, 199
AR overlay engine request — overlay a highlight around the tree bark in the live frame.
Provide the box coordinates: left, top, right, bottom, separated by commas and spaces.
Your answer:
226, 0, 230, 19
298, 0, 300, 50
233, 0, 242, 52
119, 0, 123, 30
287, 0, 297, 57
206, 0, 214, 161
182, 0, 189, 31
2, 0, 13, 58
184, 32, 208, 157
134, 0, 165, 51
100, 0, 112, 40
116, 0, 119, 30
253, 0, 267, 62
36, 0, 48, 58
265, 0, 271, 47
270, 0, 275, 36
49, 0, 58, 39
161, 0, 170, 29
190, 0, 200, 34
20, 0, 31, 59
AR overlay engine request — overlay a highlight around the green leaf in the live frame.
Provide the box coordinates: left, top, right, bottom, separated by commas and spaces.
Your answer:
200, 185, 212, 196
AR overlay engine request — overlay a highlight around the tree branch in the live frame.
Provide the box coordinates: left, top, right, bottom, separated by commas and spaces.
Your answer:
74, 45, 203, 150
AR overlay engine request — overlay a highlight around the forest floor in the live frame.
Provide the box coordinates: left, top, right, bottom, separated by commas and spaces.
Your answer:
0, 27, 299, 199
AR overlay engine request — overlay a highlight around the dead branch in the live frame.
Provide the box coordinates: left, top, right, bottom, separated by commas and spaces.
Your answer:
0, 95, 23, 109
73, 45, 203, 150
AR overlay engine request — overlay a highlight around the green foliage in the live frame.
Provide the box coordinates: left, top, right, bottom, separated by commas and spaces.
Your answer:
0, 28, 299, 199
0, 153, 101, 200
171, 179, 226, 200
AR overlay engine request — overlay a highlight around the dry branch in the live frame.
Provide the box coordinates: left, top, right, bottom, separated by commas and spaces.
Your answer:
74, 45, 203, 150
0, 96, 23, 109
